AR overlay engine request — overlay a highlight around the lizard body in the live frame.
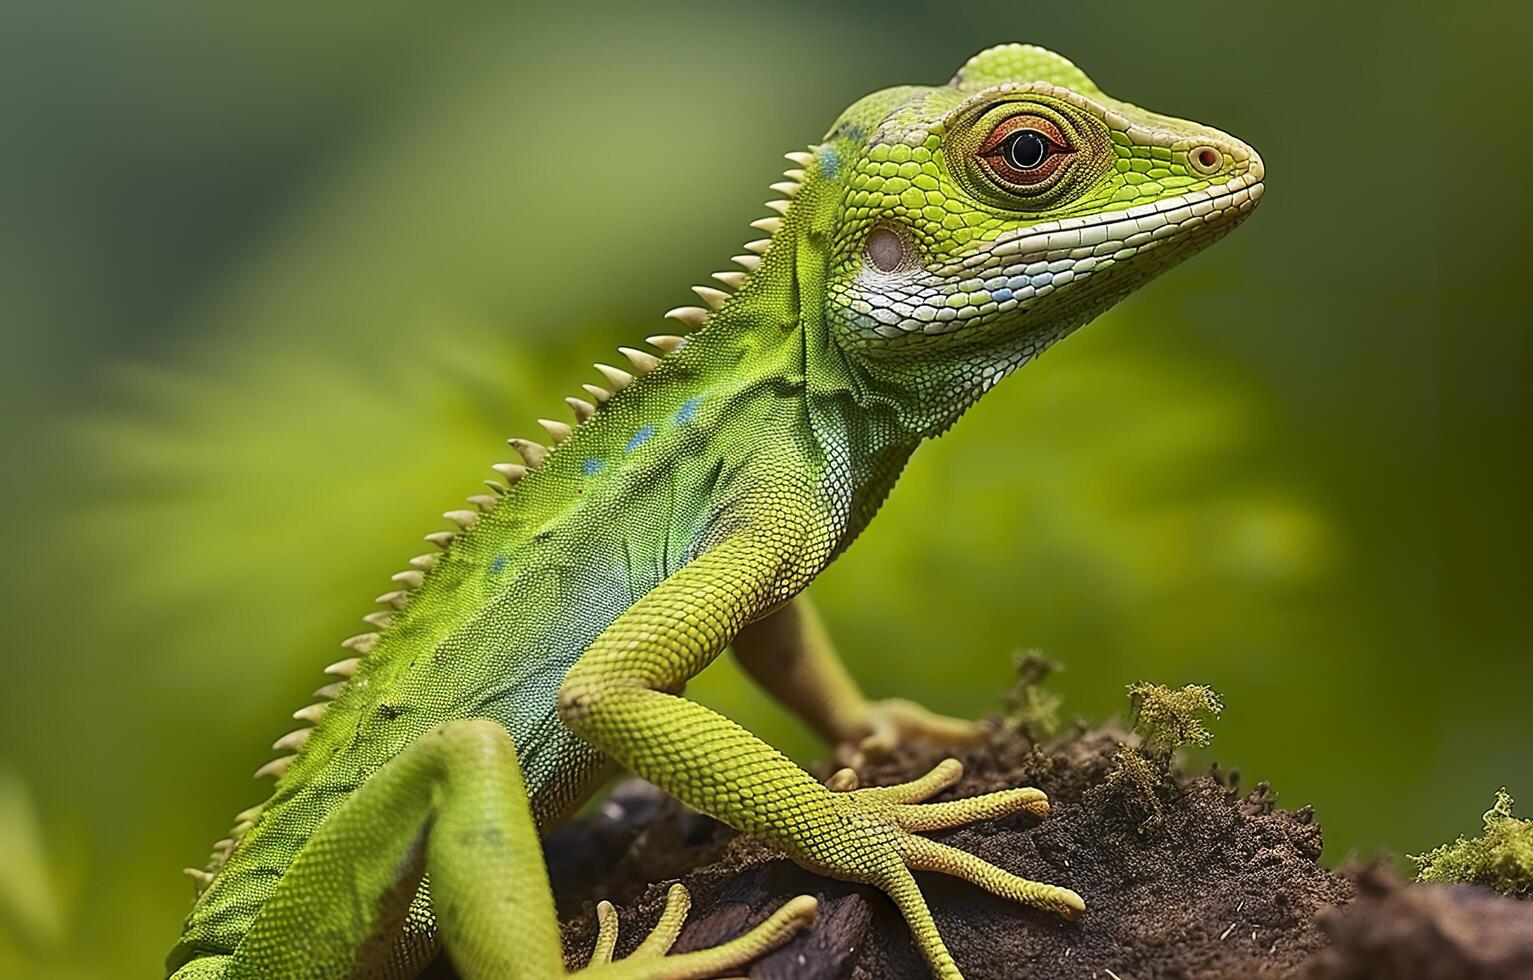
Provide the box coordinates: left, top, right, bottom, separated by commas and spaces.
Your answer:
169, 44, 1263, 979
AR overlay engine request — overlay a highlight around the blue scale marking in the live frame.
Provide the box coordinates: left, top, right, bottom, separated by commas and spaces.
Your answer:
817, 144, 841, 179
583, 399, 704, 478
489, 554, 508, 574
833, 122, 866, 143
625, 425, 655, 452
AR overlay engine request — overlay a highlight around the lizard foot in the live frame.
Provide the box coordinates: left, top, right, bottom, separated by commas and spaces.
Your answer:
578, 882, 817, 978
834, 698, 988, 769
803, 758, 1081, 980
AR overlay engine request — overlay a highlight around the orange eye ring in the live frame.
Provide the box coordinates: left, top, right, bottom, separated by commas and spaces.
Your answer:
975, 115, 1073, 188
1189, 145, 1223, 175
944, 97, 1112, 212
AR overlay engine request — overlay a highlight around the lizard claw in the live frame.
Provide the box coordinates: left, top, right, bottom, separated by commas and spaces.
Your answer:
793, 758, 1080, 978
585, 883, 691, 967
834, 698, 989, 769
824, 767, 860, 792
579, 883, 817, 976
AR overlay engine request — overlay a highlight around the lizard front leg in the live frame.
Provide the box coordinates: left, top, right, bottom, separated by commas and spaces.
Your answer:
734, 593, 987, 768
558, 531, 1083, 980
192, 719, 814, 980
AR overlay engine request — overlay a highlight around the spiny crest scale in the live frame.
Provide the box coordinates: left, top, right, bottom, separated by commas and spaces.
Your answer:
691, 285, 730, 309
665, 306, 708, 328
646, 335, 686, 352
325, 657, 361, 677
618, 347, 660, 373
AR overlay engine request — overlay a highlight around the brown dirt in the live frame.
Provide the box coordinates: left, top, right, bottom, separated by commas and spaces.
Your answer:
421, 717, 1533, 977
1298, 865, 1533, 980
548, 720, 1354, 978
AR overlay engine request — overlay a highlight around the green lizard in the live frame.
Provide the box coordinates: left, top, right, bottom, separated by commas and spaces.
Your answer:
167, 43, 1263, 980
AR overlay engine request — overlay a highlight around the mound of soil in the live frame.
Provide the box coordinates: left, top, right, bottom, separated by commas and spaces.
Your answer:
1299, 865, 1533, 980
535, 720, 1533, 978
546, 721, 1353, 978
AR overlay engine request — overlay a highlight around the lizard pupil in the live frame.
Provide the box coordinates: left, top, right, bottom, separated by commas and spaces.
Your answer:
1004, 130, 1049, 170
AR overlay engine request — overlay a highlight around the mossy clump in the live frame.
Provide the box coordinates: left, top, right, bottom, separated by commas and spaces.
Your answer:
1000, 649, 1063, 742
1106, 742, 1167, 835
1125, 682, 1224, 760
1413, 789, 1533, 898
1106, 682, 1224, 836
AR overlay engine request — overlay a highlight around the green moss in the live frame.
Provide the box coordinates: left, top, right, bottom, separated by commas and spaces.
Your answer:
1413, 789, 1533, 898
1105, 744, 1165, 835
1104, 681, 1224, 837
1000, 650, 1063, 741
1125, 682, 1224, 760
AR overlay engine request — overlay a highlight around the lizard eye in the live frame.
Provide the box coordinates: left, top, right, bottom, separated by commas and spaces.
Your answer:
1003, 130, 1050, 170
975, 115, 1072, 190
946, 99, 1111, 213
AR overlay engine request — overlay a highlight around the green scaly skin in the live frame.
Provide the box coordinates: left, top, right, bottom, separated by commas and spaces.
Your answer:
168, 44, 1264, 979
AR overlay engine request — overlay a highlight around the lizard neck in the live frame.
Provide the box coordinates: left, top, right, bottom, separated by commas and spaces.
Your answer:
688, 172, 925, 553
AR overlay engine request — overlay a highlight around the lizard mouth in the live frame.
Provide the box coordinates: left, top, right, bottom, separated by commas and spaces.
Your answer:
956, 152, 1265, 277
936, 80, 1266, 271
863, 155, 1263, 342
845, 106, 1265, 345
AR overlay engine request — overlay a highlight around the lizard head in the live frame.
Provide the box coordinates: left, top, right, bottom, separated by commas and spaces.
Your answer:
802, 44, 1264, 432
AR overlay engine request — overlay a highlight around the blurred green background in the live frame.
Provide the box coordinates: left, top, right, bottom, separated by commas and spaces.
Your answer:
0, 1, 1521, 975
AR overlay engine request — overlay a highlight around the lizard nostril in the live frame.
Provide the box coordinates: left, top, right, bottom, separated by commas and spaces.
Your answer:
865, 225, 907, 273
1189, 145, 1222, 175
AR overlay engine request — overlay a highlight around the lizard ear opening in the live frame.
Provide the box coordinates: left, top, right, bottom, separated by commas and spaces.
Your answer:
865, 225, 909, 274
950, 44, 1104, 98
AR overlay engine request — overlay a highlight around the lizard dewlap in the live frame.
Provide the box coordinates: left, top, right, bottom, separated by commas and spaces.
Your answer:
168, 43, 1262, 980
